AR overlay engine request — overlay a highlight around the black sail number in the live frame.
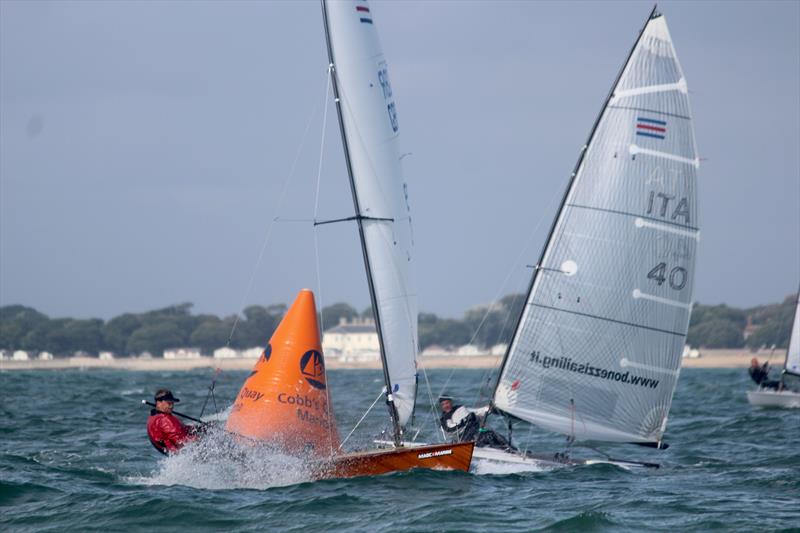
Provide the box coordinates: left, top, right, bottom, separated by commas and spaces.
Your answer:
669, 266, 688, 290
647, 262, 687, 290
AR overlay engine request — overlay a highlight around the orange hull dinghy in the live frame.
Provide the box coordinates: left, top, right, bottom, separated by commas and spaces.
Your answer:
319, 442, 474, 479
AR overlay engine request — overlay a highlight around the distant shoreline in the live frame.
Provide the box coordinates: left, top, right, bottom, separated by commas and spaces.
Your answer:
0, 349, 785, 371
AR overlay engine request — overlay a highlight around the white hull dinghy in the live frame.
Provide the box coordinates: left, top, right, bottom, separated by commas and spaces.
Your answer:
475, 6, 700, 470
746, 389, 800, 408
747, 288, 800, 408
376, 440, 660, 471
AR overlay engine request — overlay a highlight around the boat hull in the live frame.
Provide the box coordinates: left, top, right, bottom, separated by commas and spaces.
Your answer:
374, 440, 657, 471
471, 445, 658, 471
746, 389, 800, 408
316, 442, 474, 479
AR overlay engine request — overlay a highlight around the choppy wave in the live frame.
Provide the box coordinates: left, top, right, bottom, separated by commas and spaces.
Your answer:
1, 368, 799, 532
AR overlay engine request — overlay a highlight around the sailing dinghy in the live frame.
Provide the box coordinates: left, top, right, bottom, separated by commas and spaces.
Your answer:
476, 6, 700, 469
317, 0, 473, 474
222, 1, 474, 478
747, 288, 800, 408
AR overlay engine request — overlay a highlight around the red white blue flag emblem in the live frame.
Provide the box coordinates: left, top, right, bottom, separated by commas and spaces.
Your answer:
636, 117, 666, 140
356, 3, 372, 24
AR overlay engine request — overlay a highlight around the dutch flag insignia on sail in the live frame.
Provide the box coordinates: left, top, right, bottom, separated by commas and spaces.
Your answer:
356, 4, 372, 24
636, 117, 667, 139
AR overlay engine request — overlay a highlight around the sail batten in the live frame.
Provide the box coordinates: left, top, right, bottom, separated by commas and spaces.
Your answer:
493, 10, 698, 444
323, 0, 418, 430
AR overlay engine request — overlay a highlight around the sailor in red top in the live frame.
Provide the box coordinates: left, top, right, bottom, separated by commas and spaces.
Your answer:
147, 389, 196, 454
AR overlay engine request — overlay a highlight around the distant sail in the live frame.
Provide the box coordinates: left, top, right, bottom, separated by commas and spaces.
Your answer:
325, 1, 418, 427
494, 12, 699, 444
784, 290, 800, 377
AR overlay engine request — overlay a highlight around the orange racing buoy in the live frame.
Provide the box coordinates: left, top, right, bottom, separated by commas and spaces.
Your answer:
225, 289, 340, 455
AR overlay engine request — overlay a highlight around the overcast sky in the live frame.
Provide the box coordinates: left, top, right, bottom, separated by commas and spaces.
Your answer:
1, 0, 798, 321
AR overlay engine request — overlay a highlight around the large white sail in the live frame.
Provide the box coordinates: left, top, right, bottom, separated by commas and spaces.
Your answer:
784, 290, 800, 377
325, 0, 418, 427
494, 11, 699, 444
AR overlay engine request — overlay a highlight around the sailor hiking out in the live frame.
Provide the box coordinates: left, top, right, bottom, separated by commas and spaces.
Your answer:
146, 389, 199, 454
438, 396, 513, 450
748, 358, 781, 391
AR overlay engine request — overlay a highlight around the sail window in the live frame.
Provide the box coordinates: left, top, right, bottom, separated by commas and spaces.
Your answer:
561, 260, 578, 276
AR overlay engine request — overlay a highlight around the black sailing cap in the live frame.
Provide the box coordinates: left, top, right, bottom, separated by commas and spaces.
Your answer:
154, 389, 180, 402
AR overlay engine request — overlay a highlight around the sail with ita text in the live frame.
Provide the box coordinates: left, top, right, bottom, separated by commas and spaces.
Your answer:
492, 7, 700, 446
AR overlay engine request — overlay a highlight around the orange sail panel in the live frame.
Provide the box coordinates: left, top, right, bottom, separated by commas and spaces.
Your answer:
225, 289, 341, 454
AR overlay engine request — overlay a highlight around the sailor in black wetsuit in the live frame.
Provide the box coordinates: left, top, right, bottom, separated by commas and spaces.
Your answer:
438, 396, 513, 450
749, 358, 780, 390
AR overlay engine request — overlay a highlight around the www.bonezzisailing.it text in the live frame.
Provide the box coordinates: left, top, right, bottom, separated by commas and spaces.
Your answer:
529, 352, 660, 389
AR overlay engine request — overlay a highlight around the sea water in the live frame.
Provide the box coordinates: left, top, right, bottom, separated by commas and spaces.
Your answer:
1, 368, 797, 531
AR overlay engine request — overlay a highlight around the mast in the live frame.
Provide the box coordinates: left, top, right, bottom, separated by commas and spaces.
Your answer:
492, 5, 661, 404
320, 0, 403, 447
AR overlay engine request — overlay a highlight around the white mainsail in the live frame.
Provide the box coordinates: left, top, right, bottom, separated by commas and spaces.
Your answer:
324, 0, 418, 428
493, 10, 698, 444
784, 290, 800, 377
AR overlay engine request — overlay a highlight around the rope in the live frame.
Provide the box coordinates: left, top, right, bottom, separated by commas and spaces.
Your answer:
569, 398, 576, 448
199, 368, 222, 418
413, 364, 447, 442
312, 67, 337, 458
521, 420, 535, 457
339, 389, 384, 451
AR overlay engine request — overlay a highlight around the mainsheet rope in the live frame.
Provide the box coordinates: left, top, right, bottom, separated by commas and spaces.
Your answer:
339, 390, 384, 451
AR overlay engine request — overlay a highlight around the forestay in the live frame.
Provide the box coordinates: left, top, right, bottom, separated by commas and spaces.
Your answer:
325, 1, 418, 427
494, 12, 699, 444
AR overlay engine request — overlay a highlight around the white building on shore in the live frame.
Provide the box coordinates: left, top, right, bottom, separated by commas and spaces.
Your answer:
213, 347, 264, 359
322, 317, 380, 362
213, 347, 239, 359
682, 345, 702, 359
163, 348, 202, 359
241, 347, 263, 358
12, 350, 30, 361
420, 345, 455, 357
38, 351, 54, 360
489, 343, 508, 356
456, 344, 483, 356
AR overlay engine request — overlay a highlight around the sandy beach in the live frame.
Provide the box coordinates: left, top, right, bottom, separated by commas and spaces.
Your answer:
0, 349, 785, 372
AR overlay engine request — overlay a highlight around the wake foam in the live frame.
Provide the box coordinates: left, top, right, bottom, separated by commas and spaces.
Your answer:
131, 425, 316, 490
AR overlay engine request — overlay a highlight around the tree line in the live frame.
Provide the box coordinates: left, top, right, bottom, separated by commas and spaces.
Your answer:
0, 291, 796, 356
0, 303, 287, 357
